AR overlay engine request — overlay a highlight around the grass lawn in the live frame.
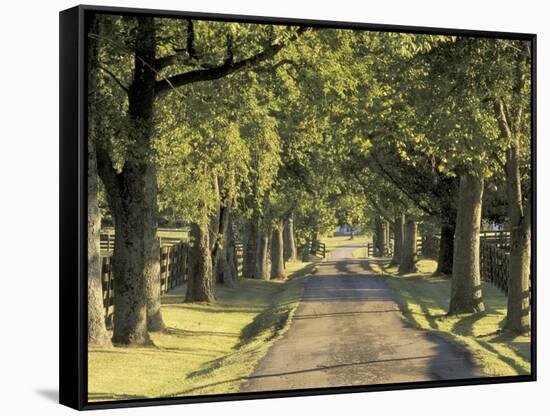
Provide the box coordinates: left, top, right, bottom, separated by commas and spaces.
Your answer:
88, 260, 315, 401
367, 258, 531, 377
322, 234, 371, 252
351, 246, 372, 259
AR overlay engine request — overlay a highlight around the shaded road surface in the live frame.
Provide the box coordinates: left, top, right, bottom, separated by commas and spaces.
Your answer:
240, 243, 480, 392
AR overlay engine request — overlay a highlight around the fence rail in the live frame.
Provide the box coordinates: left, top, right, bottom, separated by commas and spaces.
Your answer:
480, 241, 510, 294
310, 239, 326, 258
480, 230, 510, 251
99, 238, 247, 327
100, 241, 189, 328
100, 229, 187, 253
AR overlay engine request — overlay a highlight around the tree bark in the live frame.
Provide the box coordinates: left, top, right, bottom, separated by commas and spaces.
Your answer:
109, 192, 150, 345
243, 217, 258, 278
385, 221, 391, 254
390, 214, 404, 266
144, 164, 165, 332
283, 216, 297, 262
271, 221, 287, 279
375, 219, 387, 257
399, 216, 418, 274
214, 202, 237, 286
87, 15, 110, 345
185, 221, 215, 302
87, 137, 110, 345
436, 201, 456, 275
350, 227, 355, 240
504, 142, 531, 333
226, 219, 239, 282
448, 172, 485, 315
256, 228, 270, 280
94, 16, 157, 345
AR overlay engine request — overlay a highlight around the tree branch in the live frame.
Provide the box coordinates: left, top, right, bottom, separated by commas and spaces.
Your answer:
97, 64, 130, 94
155, 26, 310, 95
370, 151, 437, 216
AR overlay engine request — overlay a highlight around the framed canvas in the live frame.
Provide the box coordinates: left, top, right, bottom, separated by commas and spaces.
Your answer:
59, 4, 536, 410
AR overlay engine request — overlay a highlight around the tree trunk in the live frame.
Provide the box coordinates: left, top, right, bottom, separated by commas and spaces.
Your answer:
186, 221, 215, 302
271, 221, 287, 279
436, 201, 456, 275
448, 172, 485, 315
256, 228, 270, 280
144, 165, 164, 332
214, 202, 237, 286
375, 219, 387, 257
87, 15, 110, 345
350, 227, 355, 240
109, 188, 150, 345
385, 221, 391, 254
243, 217, 258, 278
87, 138, 110, 345
399, 216, 418, 274
94, 16, 157, 345
390, 214, 404, 266
504, 142, 531, 333
283, 216, 297, 262
226, 219, 239, 282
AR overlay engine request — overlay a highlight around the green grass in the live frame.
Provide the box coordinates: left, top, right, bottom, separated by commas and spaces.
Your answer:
351, 246, 371, 259
322, 234, 371, 251
88, 260, 315, 401
368, 258, 531, 377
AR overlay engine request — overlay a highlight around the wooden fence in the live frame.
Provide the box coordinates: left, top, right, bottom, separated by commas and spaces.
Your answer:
480, 230, 510, 251
310, 239, 327, 258
159, 243, 188, 293
480, 241, 510, 294
235, 242, 244, 278
100, 228, 187, 253
100, 241, 189, 328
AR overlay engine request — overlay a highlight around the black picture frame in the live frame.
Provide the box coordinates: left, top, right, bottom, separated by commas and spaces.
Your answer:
59, 4, 537, 411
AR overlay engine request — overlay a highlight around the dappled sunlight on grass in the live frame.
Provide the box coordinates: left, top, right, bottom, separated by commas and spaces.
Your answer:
88, 260, 315, 401
370, 258, 531, 377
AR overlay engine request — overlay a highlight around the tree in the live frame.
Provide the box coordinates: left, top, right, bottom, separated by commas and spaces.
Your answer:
491, 41, 532, 333
91, 16, 308, 342
87, 15, 110, 345
399, 215, 419, 274
449, 172, 485, 314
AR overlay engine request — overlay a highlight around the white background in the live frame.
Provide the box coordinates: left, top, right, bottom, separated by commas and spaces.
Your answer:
0, 0, 546, 414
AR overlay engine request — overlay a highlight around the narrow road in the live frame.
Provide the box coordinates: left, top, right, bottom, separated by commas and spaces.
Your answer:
240, 243, 480, 392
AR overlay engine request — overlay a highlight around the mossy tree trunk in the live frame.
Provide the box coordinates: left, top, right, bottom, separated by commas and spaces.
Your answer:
399, 216, 418, 274
448, 172, 485, 315
271, 220, 287, 279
